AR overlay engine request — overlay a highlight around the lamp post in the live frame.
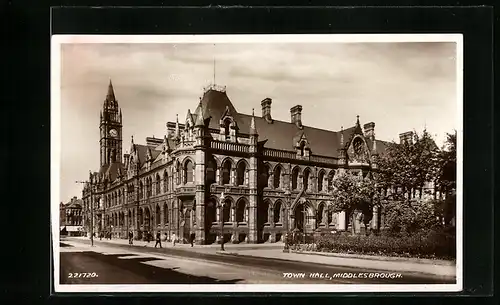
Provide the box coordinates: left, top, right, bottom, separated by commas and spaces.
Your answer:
283, 190, 291, 252
76, 172, 96, 247
219, 192, 226, 251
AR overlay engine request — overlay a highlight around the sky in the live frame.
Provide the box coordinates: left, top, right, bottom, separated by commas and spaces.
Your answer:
58, 40, 458, 203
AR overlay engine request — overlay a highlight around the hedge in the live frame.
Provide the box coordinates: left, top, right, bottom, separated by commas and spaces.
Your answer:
314, 230, 455, 260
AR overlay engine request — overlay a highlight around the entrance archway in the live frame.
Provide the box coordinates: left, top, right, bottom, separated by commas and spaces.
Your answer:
257, 199, 270, 242
205, 198, 217, 244
293, 201, 314, 233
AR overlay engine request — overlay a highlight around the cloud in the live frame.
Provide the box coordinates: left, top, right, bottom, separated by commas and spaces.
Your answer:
57, 40, 458, 203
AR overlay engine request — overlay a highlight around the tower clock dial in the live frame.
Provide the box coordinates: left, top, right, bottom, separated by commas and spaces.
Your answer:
109, 129, 118, 137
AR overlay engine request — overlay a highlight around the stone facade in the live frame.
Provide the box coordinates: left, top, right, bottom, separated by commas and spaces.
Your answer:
81, 82, 402, 244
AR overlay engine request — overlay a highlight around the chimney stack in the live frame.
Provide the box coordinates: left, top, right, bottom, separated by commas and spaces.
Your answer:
261, 98, 272, 121
363, 122, 375, 140
290, 105, 303, 128
399, 131, 414, 145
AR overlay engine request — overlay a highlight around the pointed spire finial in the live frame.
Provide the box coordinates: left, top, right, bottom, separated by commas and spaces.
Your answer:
250, 108, 257, 135
174, 114, 180, 139
356, 115, 360, 125
340, 126, 344, 146
131, 135, 134, 144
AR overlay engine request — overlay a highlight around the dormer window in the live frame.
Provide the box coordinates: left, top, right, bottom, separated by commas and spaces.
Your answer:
300, 141, 306, 156
224, 118, 231, 140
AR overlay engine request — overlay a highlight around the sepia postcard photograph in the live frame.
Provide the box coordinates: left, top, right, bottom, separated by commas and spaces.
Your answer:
51, 34, 462, 293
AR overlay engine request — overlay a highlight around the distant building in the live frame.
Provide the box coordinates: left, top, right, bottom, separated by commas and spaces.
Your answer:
60, 196, 83, 236
82, 81, 423, 244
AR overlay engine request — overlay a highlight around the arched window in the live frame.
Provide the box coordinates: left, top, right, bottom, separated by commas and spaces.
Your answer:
236, 200, 246, 222
206, 158, 217, 185
261, 164, 270, 188
274, 201, 282, 224
273, 166, 282, 189
156, 205, 161, 227
222, 200, 231, 222
163, 170, 168, 192
303, 169, 310, 191
292, 167, 299, 190
164, 203, 169, 225
224, 118, 231, 139
300, 141, 306, 156
327, 170, 336, 192
318, 171, 325, 192
184, 160, 194, 184
236, 162, 246, 186
222, 160, 231, 185
317, 204, 325, 226
155, 174, 161, 195
139, 181, 144, 198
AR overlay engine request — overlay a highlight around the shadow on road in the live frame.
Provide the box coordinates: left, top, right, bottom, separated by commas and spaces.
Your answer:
60, 251, 244, 284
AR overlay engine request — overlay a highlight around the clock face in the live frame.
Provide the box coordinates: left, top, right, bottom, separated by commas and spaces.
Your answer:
109, 129, 118, 137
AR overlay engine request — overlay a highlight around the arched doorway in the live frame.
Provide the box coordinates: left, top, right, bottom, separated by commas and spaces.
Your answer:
257, 200, 270, 243
293, 201, 314, 233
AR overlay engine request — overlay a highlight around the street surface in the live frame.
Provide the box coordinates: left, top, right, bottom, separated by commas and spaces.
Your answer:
59, 238, 455, 285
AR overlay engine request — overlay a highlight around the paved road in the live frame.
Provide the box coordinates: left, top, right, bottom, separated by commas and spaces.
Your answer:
59, 239, 454, 285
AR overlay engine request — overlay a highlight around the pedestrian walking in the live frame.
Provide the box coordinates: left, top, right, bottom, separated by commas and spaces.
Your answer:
172, 233, 176, 246
99, 232, 103, 241
190, 233, 194, 247
128, 231, 133, 245
155, 231, 162, 248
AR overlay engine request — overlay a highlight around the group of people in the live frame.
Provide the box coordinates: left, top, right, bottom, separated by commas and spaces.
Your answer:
95, 230, 198, 248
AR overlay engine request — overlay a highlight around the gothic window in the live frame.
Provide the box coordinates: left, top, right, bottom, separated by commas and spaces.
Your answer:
222, 201, 231, 222
206, 158, 217, 185
156, 205, 161, 227
155, 174, 161, 195
273, 166, 282, 189
327, 170, 336, 192
292, 167, 299, 190
236, 162, 246, 186
184, 160, 194, 184
261, 164, 270, 188
222, 160, 231, 185
318, 171, 325, 192
163, 170, 168, 192
164, 203, 169, 224
236, 200, 246, 222
303, 168, 311, 191
224, 119, 231, 140
139, 181, 144, 199
273, 201, 282, 224
353, 137, 364, 157
300, 141, 306, 156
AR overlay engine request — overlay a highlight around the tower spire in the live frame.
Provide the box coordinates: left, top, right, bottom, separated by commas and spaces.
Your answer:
106, 79, 115, 101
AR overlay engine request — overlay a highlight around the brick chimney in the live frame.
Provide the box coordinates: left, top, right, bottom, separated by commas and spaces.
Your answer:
399, 131, 414, 145
363, 122, 375, 140
261, 98, 272, 121
290, 105, 303, 128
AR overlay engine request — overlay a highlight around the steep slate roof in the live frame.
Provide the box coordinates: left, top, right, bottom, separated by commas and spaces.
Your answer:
193, 89, 360, 158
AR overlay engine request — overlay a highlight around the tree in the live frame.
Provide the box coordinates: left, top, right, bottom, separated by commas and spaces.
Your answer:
375, 129, 441, 203
436, 131, 457, 226
330, 170, 380, 234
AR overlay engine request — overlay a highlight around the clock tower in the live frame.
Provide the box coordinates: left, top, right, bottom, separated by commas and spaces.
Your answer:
100, 79, 123, 166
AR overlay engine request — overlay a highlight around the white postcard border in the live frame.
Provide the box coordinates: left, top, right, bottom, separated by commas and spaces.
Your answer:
51, 34, 463, 293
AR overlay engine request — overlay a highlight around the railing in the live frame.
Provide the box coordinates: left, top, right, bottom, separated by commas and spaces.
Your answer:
210, 140, 250, 153
310, 155, 338, 165
263, 148, 297, 159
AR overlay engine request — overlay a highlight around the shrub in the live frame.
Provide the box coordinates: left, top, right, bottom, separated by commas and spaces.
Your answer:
315, 229, 455, 260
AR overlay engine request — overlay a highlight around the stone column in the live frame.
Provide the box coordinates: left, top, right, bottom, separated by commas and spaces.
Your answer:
372, 205, 379, 230
248, 132, 258, 244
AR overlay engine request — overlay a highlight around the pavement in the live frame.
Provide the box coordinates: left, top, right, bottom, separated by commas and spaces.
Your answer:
59, 238, 455, 285
62, 236, 456, 279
